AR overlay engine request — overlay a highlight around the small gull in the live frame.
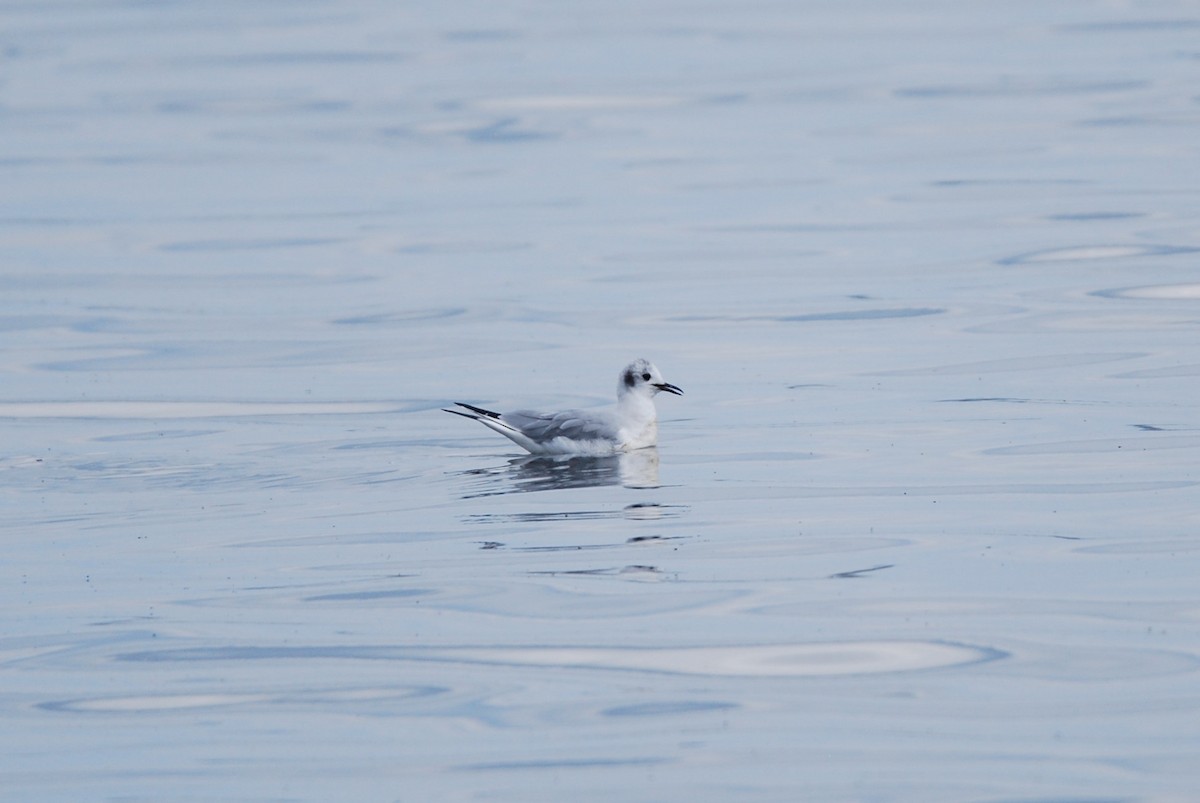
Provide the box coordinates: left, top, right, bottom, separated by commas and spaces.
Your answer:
444, 358, 683, 455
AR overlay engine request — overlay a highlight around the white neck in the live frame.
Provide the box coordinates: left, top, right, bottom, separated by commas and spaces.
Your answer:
618, 390, 657, 422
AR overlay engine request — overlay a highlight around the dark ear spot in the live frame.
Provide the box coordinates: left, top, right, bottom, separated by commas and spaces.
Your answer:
623, 369, 637, 388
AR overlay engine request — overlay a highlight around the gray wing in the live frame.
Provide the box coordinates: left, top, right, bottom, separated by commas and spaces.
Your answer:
501, 408, 619, 444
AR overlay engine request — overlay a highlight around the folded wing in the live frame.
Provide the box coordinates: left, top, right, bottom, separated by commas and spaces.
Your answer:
502, 409, 619, 444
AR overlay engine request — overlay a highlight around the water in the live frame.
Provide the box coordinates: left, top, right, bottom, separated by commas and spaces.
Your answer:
3, 1, 1199, 800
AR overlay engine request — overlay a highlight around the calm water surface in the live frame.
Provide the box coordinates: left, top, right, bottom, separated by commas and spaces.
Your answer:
2, 1, 1199, 800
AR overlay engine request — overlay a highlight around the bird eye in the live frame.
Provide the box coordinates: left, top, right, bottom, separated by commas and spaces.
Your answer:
641, 372, 651, 381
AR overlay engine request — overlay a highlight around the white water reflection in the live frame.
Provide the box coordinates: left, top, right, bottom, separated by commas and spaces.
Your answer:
0, 401, 405, 418
428, 640, 1002, 677
101, 639, 1001, 677
1098, 282, 1200, 300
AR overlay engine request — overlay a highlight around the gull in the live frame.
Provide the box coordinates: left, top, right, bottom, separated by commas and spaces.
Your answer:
444, 358, 683, 455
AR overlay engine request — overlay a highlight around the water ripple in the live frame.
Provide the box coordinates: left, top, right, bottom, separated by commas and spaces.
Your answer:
998, 244, 1199, 265
118, 640, 1004, 677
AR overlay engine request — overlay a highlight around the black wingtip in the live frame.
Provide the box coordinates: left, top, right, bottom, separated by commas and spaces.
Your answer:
443, 408, 478, 419
454, 402, 502, 419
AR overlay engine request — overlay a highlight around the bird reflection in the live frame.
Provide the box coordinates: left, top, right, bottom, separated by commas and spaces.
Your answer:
459, 448, 660, 497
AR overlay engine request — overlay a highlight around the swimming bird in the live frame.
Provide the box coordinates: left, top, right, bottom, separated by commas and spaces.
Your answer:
444, 358, 683, 455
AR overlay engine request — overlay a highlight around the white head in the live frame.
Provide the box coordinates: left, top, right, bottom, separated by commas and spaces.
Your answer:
618, 358, 683, 400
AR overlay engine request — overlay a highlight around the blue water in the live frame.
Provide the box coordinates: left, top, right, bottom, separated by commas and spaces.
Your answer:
3, 1, 1199, 800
